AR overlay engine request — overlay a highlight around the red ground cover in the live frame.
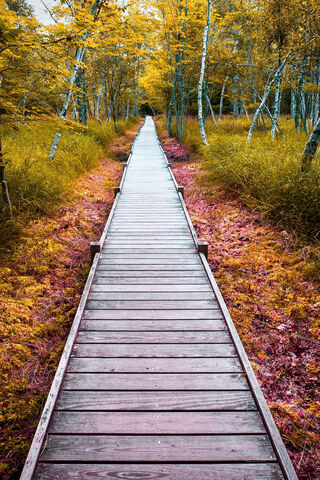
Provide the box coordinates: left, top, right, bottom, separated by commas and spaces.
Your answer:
161, 137, 320, 480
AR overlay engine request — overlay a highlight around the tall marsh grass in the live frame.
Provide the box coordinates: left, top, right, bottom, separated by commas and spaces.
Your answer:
177, 116, 320, 240
0, 118, 136, 243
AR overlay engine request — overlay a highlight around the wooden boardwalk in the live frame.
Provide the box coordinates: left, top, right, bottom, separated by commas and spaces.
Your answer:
21, 117, 297, 480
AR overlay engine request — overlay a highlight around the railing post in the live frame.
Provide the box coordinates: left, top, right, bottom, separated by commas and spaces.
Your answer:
177, 186, 184, 197
90, 241, 100, 263
198, 240, 208, 258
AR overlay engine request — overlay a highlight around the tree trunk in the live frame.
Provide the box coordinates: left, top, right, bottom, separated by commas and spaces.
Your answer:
206, 93, 217, 125
96, 77, 105, 124
76, 67, 88, 126
219, 76, 228, 121
0, 138, 12, 218
248, 54, 289, 142
271, 72, 282, 139
301, 106, 320, 171
290, 89, 296, 118
198, 0, 211, 146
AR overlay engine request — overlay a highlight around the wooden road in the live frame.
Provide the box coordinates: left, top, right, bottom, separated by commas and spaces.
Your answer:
21, 117, 297, 479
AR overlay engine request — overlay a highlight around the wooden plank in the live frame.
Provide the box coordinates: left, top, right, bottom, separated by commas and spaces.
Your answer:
96, 265, 204, 271
95, 271, 206, 277
56, 390, 257, 411
106, 235, 191, 239
110, 220, 187, 224
103, 248, 196, 254
40, 434, 276, 462
76, 331, 231, 343
72, 343, 236, 357
49, 411, 265, 434
34, 462, 284, 480
67, 357, 241, 373
91, 284, 212, 292
98, 258, 201, 265
93, 277, 210, 285
80, 319, 226, 331
83, 310, 222, 320
88, 292, 216, 301
62, 373, 248, 390
86, 300, 218, 310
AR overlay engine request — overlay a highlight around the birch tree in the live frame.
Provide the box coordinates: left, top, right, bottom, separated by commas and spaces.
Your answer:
198, 0, 212, 146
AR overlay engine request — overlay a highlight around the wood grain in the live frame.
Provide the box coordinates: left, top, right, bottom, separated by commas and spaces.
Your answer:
91, 284, 212, 292
67, 357, 241, 373
72, 343, 237, 358
80, 319, 226, 331
86, 300, 219, 310
62, 373, 248, 390
49, 411, 265, 434
34, 462, 284, 480
56, 390, 257, 411
76, 331, 231, 343
83, 310, 222, 320
40, 434, 276, 462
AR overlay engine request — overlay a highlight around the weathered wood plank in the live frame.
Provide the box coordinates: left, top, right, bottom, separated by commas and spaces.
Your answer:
99, 258, 201, 264
95, 270, 205, 277
86, 300, 218, 310
49, 411, 265, 434
93, 277, 210, 285
72, 343, 236, 357
91, 284, 212, 292
56, 390, 257, 411
76, 331, 231, 343
34, 462, 284, 480
80, 319, 226, 331
96, 264, 203, 271
89, 292, 215, 301
103, 248, 197, 254
40, 434, 276, 462
83, 310, 222, 320
62, 373, 248, 390
67, 357, 241, 373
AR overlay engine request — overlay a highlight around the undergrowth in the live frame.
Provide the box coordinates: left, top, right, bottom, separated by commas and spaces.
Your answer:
160, 115, 320, 243
0, 117, 137, 243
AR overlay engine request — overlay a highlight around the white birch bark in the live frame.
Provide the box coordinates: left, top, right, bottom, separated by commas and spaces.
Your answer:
206, 93, 217, 125
96, 76, 105, 124
219, 76, 228, 121
198, 0, 211, 146
248, 55, 289, 143
271, 73, 282, 139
